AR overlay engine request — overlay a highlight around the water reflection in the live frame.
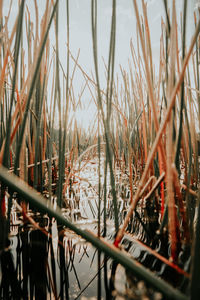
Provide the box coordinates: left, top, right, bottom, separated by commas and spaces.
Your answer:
0, 238, 22, 299
0, 218, 118, 299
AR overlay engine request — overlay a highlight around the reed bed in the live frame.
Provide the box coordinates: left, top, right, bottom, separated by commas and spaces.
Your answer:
0, 0, 199, 299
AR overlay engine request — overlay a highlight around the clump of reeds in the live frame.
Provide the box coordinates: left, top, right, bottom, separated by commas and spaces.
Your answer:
0, 0, 199, 299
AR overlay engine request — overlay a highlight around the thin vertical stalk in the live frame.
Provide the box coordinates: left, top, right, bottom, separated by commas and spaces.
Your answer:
97, 111, 101, 238
175, 0, 187, 172
61, 0, 70, 201
166, 0, 178, 262
55, 1, 64, 208
33, 74, 46, 190
91, 0, 119, 232
98, 122, 102, 300
103, 157, 108, 237
3, 0, 25, 168
190, 190, 200, 299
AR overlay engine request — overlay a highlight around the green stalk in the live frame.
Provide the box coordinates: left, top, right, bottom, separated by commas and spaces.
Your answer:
175, 0, 187, 173
91, 0, 119, 232
163, 0, 171, 34
184, 107, 193, 236
190, 190, 200, 299
98, 112, 101, 237
98, 110, 102, 300
14, 0, 59, 175
55, 2, 64, 208
106, 0, 116, 121
1, 0, 24, 246
195, 13, 200, 184
62, 0, 70, 173
56, 0, 70, 209
163, 0, 170, 83
0, 166, 188, 300
3, 0, 25, 168
103, 157, 108, 237
33, 74, 46, 190
46, 122, 53, 202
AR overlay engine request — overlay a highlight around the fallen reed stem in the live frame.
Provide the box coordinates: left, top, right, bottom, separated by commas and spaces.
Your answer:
0, 166, 188, 300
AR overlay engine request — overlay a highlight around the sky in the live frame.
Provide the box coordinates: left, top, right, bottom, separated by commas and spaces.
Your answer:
2, 0, 200, 129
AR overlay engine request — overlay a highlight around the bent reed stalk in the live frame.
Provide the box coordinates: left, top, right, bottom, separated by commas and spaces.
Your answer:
0, 166, 188, 300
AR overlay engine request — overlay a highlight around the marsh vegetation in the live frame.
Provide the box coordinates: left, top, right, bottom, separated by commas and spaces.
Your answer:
0, 0, 199, 299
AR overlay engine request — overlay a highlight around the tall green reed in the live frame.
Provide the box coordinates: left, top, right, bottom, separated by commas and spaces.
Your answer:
91, 0, 119, 233
3, 0, 25, 169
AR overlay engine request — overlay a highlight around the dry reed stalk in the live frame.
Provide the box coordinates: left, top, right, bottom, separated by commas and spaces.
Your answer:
8, 150, 71, 173
19, 135, 25, 181
172, 164, 190, 244
141, 92, 148, 163
165, 0, 178, 262
25, 6, 33, 67
0, 52, 9, 102
139, 175, 156, 198
133, 0, 166, 169
115, 17, 200, 246
158, 26, 166, 197
175, 11, 180, 75
142, 0, 154, 83
0, 2, 53, 164
143, 172, 165, 202
16, 88, 23, 122
192, 52, 198, 96
137, 0, 166, 194
182, 122, 189, 171
157, 28, 164, 105
42, 100, 47, 176
186, 75, 198, 183
33, 0, 39, 61
0, 16, 18, 100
